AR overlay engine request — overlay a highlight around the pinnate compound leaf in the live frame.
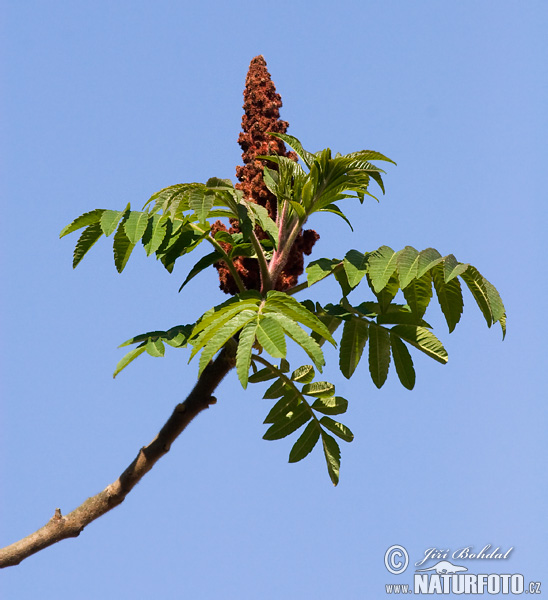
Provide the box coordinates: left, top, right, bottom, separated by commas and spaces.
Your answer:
302, 381, 335, 398
236, 320, 259, 388
367, 246, 398, 293
263, 390, 299, 423
288, 421, 321, 463
389, 333, 415, 390
124, 211, 150, 244
113, 218, 136, 273
391, 325, 448, 364
320, 417, 354, 442
368, 323, 391, 388
311, 396, 348, 415
60, 209, 105, 238
339, 317, 369, 379
321, 431, 341, 486
73, 223, 103, 268
343, 250, 368, 288
113, 345, 146, 378
256, 316, 287, 359
432, 263, 463, 332
263, 402, 311, 441
291, 365, 315, 383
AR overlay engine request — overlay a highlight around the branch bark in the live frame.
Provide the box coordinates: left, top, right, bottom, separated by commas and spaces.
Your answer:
0, 344, 237, 568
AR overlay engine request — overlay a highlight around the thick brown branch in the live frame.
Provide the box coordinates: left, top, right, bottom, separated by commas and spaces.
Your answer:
0, 344, 237, 569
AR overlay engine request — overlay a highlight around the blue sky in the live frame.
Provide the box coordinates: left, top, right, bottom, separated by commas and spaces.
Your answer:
1, 1, 547, 597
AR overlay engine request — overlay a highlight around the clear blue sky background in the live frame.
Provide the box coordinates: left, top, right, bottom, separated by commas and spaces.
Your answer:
2, 1, 546, 598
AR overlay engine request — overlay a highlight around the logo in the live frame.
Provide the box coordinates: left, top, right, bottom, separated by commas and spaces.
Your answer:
383, 545, 542, 595
416, 560, 467, 575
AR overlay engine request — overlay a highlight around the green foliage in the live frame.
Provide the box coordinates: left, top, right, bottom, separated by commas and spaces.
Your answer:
61, 133, 506, 485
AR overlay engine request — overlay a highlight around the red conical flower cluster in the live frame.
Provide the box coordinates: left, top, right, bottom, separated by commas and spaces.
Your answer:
214, 56, 318, 294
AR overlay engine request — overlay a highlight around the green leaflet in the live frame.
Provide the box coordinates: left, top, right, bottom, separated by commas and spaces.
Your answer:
100, 206, 129, 237
291, 365, 315, 383
339, 317, 369, 379
179, 251, 222, 291
119, 324, 193, 349
263, 403, 311, 441
73, 223, 103, 268
113, 216, 136, 273
289, 421, 321, 463
343, 250, 368, 288
302, 381, 335, 398
189, 188, 215, 224
364, 246, 399, 293
369, 272, 399, 314
113, 345, 146, 378
416, 248, 443, 278
321, 431, 341, 486
141, 214, 168, 256
248, 203, 279, 247
159, 226, 207, 273
124, 211, 150, 244
389, 333, 415, 390
306, 258, 340, 286
311, 396, 348, 416
368, 323, 391, 388
391, 325, 448, 364
197, 309, 258, 375
402, 271, 433, 319
460, 266, 506, 336
256, 316, 287, 359
443, 254, 469, 282
432, 263, 463, 332
190, 305, 261, 358
191, 291, 262, 338
60, 208, 105, 238
264, 291, 336, 346
319, 417, 354, 443
316, 204, 354, 230
145, 338, 165, 357
269, 132, 316, 168
263, 377, 290, 400
266, 312, 325, 371
263, 390, 299, 423
248, 367, 278, 384
396, 246, 420, 290
236, 320, 259, 388
376, 305, 431, 327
